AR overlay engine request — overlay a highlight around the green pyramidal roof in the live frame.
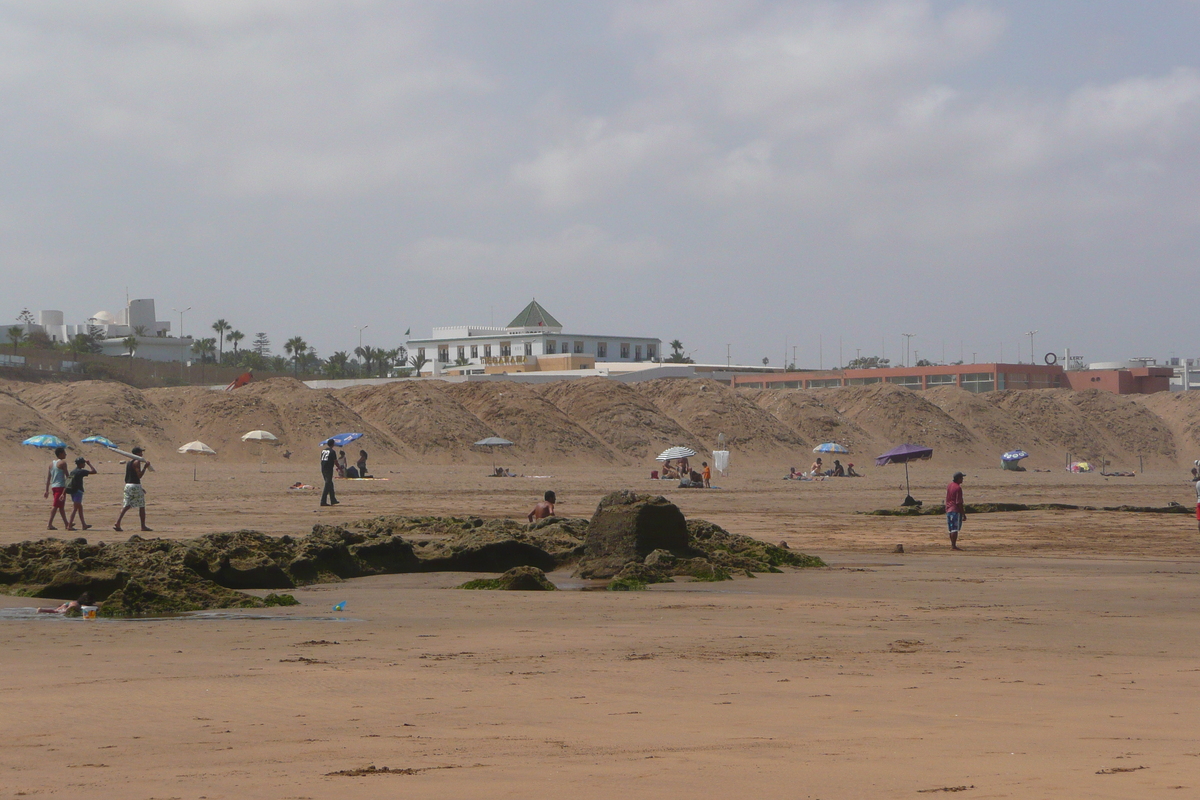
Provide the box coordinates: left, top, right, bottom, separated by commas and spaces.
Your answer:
507, 299, 561, 329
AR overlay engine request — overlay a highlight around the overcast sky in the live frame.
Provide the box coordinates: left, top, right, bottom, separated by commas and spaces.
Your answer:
2, 0, 1198, 368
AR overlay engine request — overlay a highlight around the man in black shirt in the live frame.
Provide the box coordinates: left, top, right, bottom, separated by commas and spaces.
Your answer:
320, 439, 340, 507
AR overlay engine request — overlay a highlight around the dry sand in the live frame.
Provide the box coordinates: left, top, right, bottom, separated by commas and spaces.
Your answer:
2, 450, 1200, 798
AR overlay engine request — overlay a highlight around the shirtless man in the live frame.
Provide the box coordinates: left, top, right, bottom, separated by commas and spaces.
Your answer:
528, 491, 556, 522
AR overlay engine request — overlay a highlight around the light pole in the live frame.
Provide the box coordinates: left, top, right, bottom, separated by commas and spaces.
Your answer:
902, 333, 915, 368
1026, 330, 1038, 365
172, 306, 190, 379
355, 325, 369, 350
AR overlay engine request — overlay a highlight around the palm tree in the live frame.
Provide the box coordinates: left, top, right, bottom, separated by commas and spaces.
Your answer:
212, 319, 230, 364
6, 326, 24, 356
226, 329, 244, 353
121, 335, 138, 357
132, 325, 148, 336
325, 350, 351, 378
354, 345, 376, 375
284, 336, 308, 376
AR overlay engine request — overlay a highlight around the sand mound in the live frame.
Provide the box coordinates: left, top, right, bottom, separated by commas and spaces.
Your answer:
1134, 392, 1200, 457
749, 389, 875, 453
148, 378, 403, 461
17, 380, 169, 453
990, 389, 1175, 466
538, 378, 702, 460
635, 379, 806, 454
923, 387, 1057, 462
820, 384, 979, 457
337, 382, 495, 460
443, 382, 618, 463
0, 381, 68, 457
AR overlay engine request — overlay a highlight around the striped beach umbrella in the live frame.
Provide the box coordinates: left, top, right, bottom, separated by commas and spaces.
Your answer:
813, 442, 849, 454
656, 446, 697, 461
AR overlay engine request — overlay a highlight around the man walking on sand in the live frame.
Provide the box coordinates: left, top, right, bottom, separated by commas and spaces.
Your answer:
946, 472, 965, 550
44, 447, 71, 530
1194, 472, 1200, 535
320, 439, 340, 507
114, 447, 152, 532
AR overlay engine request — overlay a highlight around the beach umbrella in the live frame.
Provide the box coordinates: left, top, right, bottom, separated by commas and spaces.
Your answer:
320, 432, 363, 448
813, 442, 849, 454
81, 435, 117, 448
875, 443, 934, 503
22, 434, 66, 449
1068, 461, 1092, 473
241, 430, 278, 442
1001, 450, 1029, 462
473, 436, 514, 471
656, 446, 697, 462
179, 440, 216, 480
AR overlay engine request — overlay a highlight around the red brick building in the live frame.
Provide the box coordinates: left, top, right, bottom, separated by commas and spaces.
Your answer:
730, 363, 1173, 395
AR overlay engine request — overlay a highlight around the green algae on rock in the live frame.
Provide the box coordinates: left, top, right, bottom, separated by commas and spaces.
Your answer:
458, 566, 557, 591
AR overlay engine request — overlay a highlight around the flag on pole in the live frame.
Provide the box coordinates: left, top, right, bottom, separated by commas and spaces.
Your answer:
404, 328, 410, 336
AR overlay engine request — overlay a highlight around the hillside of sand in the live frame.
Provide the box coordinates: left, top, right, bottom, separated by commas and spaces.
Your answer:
1, 376, 1199, 470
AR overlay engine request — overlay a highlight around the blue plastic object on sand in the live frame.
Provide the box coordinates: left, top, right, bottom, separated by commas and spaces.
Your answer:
332, 601, 346, 611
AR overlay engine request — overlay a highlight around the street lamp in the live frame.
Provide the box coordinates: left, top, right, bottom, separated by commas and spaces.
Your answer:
902, 333, 916, 368
1026, 330, 1038, 365
354, 324, 369, 349
172, 306, 191, 379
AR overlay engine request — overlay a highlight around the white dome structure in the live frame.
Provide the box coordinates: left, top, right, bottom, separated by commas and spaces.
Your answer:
89, 310, 116, 324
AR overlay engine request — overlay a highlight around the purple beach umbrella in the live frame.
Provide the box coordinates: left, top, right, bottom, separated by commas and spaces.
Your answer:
875, 443, 934, 503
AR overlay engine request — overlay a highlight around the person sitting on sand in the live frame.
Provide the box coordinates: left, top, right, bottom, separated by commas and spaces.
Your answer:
832, 460, 845, 477
661, 460, 680, 480
38, 592, 94, 614
528, 490, 556, 522
787, 467, 798, 480
846, 463, 862, 477
811, 458, 824, 477
66, 456, 97, 531
355, 449, 371, 479
336, 450, 347, 478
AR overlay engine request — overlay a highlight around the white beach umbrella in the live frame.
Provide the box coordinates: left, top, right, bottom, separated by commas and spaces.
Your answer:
241, 430, 278, 442
178, 441, 216, 455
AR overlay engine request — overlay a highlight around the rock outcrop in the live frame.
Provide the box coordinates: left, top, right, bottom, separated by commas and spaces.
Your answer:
575, 491, 694, 579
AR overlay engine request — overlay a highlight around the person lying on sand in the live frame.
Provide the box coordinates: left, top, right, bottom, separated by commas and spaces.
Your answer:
38, 592, 94, 614
528, 491, 556, 522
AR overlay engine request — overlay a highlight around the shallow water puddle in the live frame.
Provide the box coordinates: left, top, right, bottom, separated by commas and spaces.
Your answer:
0, 607, 361, 622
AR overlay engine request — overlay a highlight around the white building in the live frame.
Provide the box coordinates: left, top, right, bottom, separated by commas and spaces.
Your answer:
28, 299, 193, 362
406, 300, 661, 376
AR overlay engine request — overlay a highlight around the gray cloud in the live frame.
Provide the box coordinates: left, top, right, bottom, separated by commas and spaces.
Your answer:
1, 0, 1198, 366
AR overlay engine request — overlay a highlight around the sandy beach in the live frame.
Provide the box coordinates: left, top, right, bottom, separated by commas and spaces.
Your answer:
2, 459, 1199, 798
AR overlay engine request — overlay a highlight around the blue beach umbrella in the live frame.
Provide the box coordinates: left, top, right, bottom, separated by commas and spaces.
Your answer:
82, 435, 117, 448
813, 442, 849, 454
1001, 450, 1029, 462
320, 432, 363, 448
22, 434, 66, 449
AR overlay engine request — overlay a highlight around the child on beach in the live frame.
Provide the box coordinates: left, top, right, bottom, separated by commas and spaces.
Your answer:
66, 457, 98, 530
44, 447, 71, 530
528, 491, 556, 522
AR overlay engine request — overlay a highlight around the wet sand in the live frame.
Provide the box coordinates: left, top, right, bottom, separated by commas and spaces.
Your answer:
1, 461, 1199, 798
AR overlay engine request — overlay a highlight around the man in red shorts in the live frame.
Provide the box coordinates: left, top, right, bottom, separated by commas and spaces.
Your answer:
44, 447, 71, 530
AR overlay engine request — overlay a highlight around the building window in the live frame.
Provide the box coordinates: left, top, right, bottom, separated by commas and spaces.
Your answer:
417, 347, 425, 362
926, 374, 956, 387
524, 342, 532, 356
500, 342, 511, 357
885, 375, 922, 387
457, 346, 465, 361
438, 346, 450, 363
596, 342, 607, 358
806, 378, 843, 388
620, 343, 630, 358
846, 377, 881, 385
484, 344, 492, 358
546, 340, 556, 354
470, 345, 478, 359
646, 344, 655, 360
574, 341, 584, 354
635, 345, 642, 361
961, 372, 995, 393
